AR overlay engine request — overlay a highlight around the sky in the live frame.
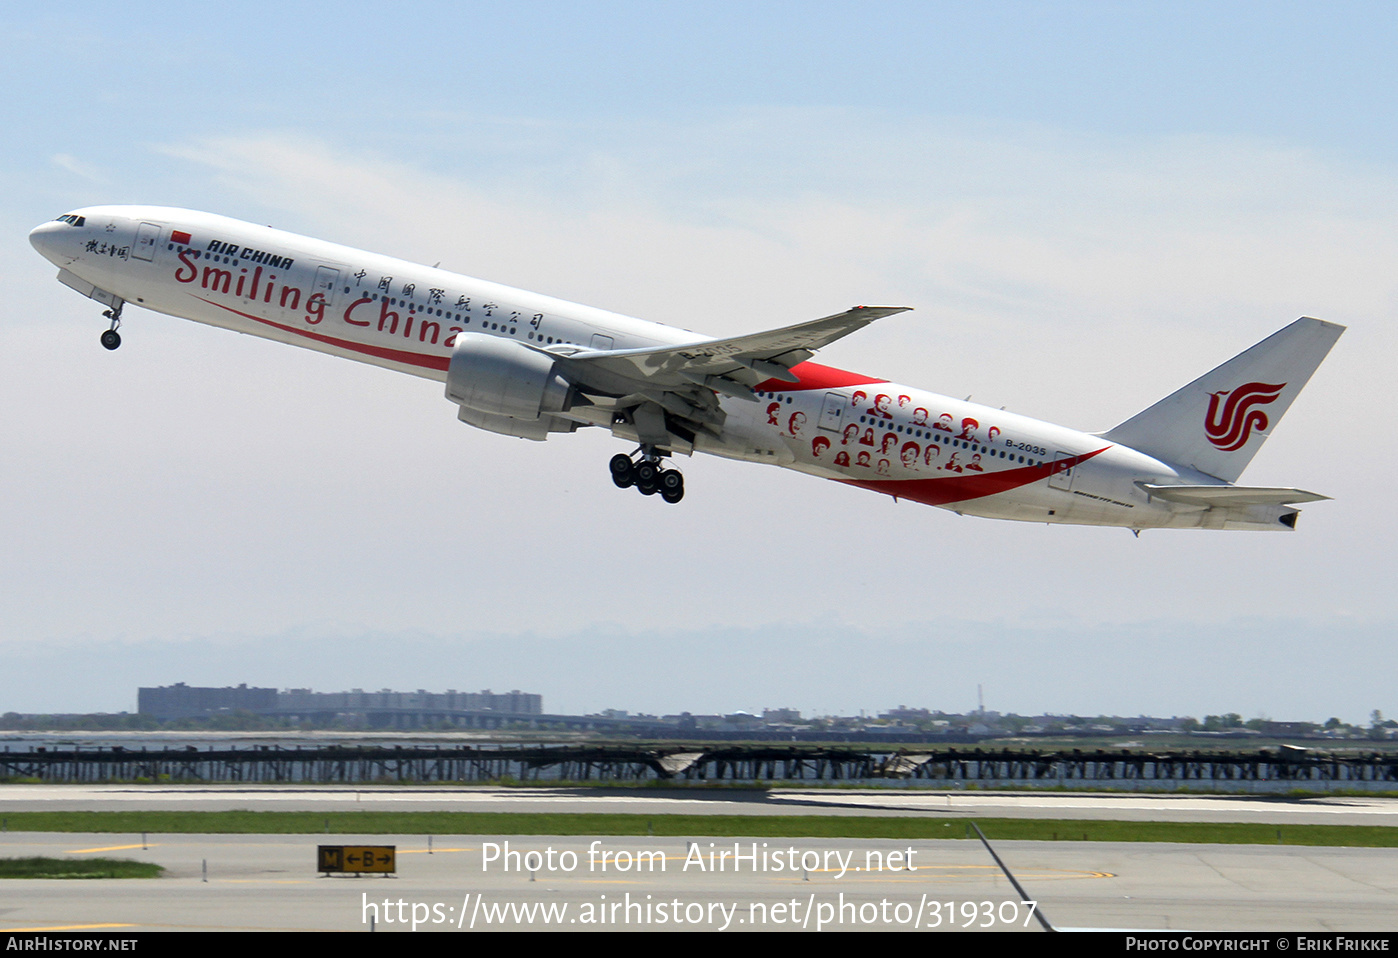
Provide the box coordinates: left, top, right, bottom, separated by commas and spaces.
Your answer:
2, 2, 1396, 722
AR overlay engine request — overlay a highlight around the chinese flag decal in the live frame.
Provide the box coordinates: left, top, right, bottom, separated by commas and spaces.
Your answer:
171, 230, 192, 245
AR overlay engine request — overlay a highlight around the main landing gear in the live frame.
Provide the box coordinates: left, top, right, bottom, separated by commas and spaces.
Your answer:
610, 451, 684, 503
99, 303, 124, 350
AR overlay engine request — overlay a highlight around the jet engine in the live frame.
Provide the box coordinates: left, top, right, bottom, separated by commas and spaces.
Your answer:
445, 333, 579, 440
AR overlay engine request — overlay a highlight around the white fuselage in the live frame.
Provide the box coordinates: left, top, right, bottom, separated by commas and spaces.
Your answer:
29, 206, 1295, 531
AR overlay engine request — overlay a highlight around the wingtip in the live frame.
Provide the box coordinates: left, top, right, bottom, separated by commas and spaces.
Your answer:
1298, 316, 1347, 333
853, 305, 914, 315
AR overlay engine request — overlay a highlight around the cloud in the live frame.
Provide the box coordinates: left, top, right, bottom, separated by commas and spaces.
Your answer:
50, 153, 106, 183
157, 113, 1394, 442
160, 112, 1398, 331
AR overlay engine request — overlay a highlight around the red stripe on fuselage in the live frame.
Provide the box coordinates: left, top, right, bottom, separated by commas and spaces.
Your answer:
840, 447, 1111, 507
193, 295, 451, 372
755, 361, 886, 392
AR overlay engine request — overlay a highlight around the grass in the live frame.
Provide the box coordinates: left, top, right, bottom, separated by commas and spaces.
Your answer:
0, 811, 1394, 847
0, 857, 163, 879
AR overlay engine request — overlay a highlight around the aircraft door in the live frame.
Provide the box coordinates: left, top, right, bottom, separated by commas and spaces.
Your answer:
1048, 451, 1078, 492
818, 392, 848, 432
589, 333, 614, 350
131, 222, 162, 262
313, 266, 339, 308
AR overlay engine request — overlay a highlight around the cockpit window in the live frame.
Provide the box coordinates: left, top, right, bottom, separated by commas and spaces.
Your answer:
53, 214, 85, 226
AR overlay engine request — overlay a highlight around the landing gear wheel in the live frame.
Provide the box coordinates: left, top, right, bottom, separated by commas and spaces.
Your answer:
610, 448, 678, 500
609, 453, 635, 488
659, 469, 684, 503
100, 304, 124, 350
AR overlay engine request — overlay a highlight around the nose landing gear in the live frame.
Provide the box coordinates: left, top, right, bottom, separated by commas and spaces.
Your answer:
609, 450, 684, 503
99, 303, 124, 350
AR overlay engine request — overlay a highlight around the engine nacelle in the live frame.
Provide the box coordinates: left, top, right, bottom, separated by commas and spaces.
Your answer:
445, 333, 573, 420
456, 404, 578, 441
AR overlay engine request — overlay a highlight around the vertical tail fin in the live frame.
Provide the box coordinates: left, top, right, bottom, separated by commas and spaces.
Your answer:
1102, 317, 1344, 482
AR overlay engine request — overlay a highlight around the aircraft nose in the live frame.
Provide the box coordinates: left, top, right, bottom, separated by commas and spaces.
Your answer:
29, 220, 70, 266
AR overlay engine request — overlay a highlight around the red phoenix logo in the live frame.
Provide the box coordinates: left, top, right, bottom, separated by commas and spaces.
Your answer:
1205, 382, 1286, 451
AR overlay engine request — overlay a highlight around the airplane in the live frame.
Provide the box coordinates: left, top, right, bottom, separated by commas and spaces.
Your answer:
29, 206, 1344, 531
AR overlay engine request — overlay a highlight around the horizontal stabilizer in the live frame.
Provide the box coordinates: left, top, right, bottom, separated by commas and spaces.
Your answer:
1137, 483, 1330, 506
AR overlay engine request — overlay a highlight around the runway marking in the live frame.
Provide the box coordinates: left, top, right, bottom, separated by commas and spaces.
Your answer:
0, 924, 136, 932
54, 841, 466, 853
773, 866, 1115, 883
71, 922, 346, 933
456, 863, 1114, 885
492, 853, 1113, 882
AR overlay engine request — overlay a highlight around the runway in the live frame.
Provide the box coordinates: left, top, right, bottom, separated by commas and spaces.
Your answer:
0, 832, 1394, 932
0, 786, 1395, 932
2, 784, 1398, 826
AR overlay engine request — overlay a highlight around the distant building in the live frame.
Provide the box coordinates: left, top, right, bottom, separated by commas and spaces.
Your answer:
880, 706, 932, 721
138, 684, 541, 727
277, 688, 542, 716
763, 708, 802, 723
138, 683, 278, 720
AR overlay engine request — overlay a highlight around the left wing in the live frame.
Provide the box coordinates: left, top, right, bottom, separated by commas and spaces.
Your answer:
552, 305, 909, 445
564, 305, 908, 394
